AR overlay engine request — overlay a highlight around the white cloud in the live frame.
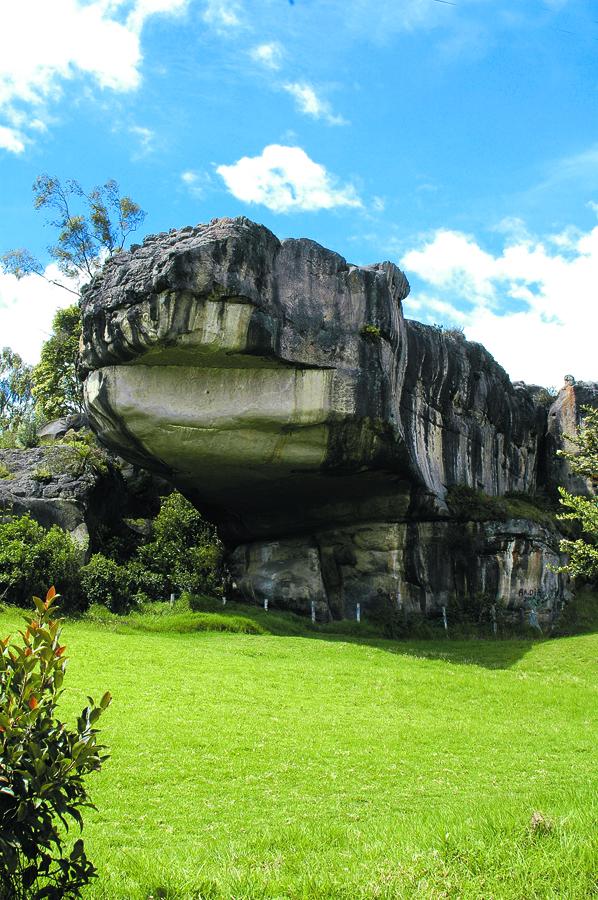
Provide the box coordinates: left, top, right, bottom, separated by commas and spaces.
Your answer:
129, 124, 156, 154
283, 82, 347, 126
202, 0, 243, 30
0, 0, 187, 153
400, 221, 598, 386
0, 266, 77, 364
250, 42, 283, 70
0, 125, 25, 154
181, 169, 212, 199
216, 144, 362, 213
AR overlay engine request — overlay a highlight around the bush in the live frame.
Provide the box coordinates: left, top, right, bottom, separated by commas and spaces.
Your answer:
80, 555, 166, 614
138, 492, 223, 597
360, 324, 382, 340
0, 516, 80, 609
0, 588, 111, 898
80, 555, 135, 614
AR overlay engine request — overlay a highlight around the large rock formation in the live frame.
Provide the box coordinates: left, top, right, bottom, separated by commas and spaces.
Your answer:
79, 217, 594, 623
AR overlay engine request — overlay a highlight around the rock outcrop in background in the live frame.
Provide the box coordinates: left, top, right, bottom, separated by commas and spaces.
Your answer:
78, 217, 598, 623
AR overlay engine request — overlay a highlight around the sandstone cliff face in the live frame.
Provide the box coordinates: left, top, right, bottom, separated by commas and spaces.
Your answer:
79, 217, 585, 622
546, 380, 598, 497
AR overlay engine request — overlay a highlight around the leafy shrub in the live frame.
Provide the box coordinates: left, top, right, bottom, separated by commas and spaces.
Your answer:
80, 555, 166, 614
31, 467, 52, 483
80, 555, 135, 614
0, 516, 80, 609
35, 436, 110, 481
0, 588, 111, 898
0, 463, 12, 479
360, 324, 382, 340
138, 492, 223, 597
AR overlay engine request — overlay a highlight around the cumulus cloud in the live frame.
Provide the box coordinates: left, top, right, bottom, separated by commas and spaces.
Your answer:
250, 42, 283, 70
0, 266, 78, 363
216, 144, 362, 213
283, 82, 347, 126
0, 0, 187, 153
401, 221, 598, 386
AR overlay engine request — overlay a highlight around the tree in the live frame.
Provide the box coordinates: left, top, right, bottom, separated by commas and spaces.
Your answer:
1, 175, 146, 293
1, 176, 145, 425
138, 492, 223, 597
31, 305, 83, 419
0, 349, 33, 434
557, 406, 598, 580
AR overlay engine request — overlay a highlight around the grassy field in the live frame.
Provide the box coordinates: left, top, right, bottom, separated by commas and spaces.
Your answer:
0, 602, 596, 899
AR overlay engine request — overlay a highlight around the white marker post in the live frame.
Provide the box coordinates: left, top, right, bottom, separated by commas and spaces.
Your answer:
170, 592, 175, 607
222, 595, 227, 606
264, 598, 268, 612
356, 603, 361, 624
311, 600, 316, 624
442, 605, 448, 632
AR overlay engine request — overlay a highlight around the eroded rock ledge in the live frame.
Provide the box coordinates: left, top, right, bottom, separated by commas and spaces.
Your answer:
80, 217, 597, 622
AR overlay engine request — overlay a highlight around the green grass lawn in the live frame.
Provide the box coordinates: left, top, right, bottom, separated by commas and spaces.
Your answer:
1, 604, 596, 899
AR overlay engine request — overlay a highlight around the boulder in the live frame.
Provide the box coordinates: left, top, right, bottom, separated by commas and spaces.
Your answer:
78, 217, 583, 621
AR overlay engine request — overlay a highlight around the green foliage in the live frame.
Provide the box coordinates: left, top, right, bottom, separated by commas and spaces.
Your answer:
503, 491, 559, 529
138, 492, 223, 597
44, 433, 110, 479
32, 306, 82, 420
0, 464, 11, 480
0, 588, 111, 899
557, 405, 598, 580
446, 484, 508, 521
79, 556, 166, 614
552, 589, 598, 636
80, 556, 137, 615
0, 349, 33, 436
1, 175, 146, 304
31, 467, 52, 483
360, 324, 382, 340
0, 517, 81, 610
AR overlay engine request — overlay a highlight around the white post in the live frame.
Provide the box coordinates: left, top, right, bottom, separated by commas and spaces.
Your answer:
170, 592, 175, 607
264, 598, 268, 612
442, 605, 448, 632
311, 600, 316, 624
356, 603, 361, 623
222, 595, 227, 606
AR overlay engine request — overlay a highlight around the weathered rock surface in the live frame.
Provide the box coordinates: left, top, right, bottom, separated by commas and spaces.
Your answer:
545, 379, 598, 496
78, 217, 592, 621
0, 445, 167, 558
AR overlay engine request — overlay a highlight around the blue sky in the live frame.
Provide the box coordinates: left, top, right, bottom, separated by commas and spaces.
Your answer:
1, 0, 598, 386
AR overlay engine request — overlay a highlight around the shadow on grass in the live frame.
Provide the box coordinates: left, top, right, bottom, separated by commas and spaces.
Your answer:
5, 590, 593, 673
78, 598, 545, 670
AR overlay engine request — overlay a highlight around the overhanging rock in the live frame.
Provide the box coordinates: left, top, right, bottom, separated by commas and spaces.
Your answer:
80, 217, 586, 621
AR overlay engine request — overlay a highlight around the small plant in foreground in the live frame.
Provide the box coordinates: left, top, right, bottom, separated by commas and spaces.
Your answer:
0, 587, 111, 899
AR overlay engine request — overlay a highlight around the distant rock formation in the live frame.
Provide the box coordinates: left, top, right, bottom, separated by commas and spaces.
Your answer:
79, 217, 597, 623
